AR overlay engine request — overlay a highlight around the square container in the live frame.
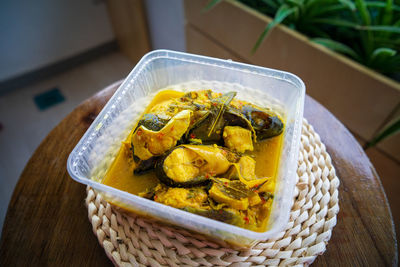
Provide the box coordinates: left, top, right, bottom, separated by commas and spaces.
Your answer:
67, 50, 305, 247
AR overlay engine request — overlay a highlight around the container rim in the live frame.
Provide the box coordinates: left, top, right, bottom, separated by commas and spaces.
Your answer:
143, 49, 306, 90
67, 49, 305, 241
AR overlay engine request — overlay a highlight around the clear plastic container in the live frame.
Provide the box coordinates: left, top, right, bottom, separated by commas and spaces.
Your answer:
67, 50, 305, 247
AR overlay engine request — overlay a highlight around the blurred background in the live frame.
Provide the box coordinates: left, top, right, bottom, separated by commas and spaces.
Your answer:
0, 0, 398, 246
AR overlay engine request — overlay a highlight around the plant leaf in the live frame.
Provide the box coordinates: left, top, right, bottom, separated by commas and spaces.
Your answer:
312, 38, 361, 60
374, 37, 400, 48
355, 0, 373, 55
355, 0, 372, 25
371, 47, 397, 59
382, 0, 393, 25
369, 47, 397, 66
365, 1, 400, 12
304, 0, 320, 9
310, 18, 359, 28
358, 25, 400, 33
203, 0, 222, 12
301, 25, 331, 38
365, 116, 400, 148
251, 5, 297, 53
307, 4, 349, 18
261, 0, 279, 9
338, 0, 356, 11
286, 0, 304, 8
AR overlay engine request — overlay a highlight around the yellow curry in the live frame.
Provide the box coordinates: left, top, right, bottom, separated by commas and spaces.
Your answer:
102, 90, 283, 232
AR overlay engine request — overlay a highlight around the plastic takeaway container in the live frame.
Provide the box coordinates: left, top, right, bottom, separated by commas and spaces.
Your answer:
67, 50, 305, 248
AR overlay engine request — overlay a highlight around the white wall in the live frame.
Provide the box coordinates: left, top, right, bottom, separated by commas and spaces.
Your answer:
145, 0, 186, 52
0, 0, 114, 81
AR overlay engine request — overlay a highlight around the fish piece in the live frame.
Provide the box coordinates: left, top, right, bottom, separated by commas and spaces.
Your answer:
131, 109, 192, 161
241, 104, 284, 140
223, 126, 254, 153
154, 184, 208, 209
209, 178, 261, 210
155, 145, 231, 187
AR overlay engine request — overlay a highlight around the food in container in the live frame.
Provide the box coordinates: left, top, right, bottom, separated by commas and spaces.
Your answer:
102, 89, 284, 232
67, 50, 305, 247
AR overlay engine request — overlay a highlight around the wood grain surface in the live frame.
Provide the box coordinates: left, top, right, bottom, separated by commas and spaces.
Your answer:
0, 82, 397, 266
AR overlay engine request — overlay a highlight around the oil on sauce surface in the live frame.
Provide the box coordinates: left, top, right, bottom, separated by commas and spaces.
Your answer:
102, 90, 283, 199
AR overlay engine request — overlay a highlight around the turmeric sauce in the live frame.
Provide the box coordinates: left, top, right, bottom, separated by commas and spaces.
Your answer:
101, 89, 283, 232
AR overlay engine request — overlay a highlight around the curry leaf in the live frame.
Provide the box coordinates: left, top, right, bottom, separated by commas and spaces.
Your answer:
208, 92, 237, 137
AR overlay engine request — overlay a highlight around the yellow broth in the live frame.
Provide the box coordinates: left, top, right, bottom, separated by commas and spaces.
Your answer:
101, 89, 283, 231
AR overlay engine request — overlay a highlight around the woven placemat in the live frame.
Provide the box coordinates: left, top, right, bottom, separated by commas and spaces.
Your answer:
86, 119, 340, 266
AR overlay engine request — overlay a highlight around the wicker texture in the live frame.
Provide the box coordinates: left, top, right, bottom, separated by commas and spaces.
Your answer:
86, 119, 340, 266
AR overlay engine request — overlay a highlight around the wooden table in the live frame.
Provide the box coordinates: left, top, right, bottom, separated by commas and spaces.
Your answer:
0, 82, 397, 266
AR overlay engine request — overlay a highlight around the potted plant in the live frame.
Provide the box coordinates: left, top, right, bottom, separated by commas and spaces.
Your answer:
205, 0, 400, 79
184, 0, 400, 161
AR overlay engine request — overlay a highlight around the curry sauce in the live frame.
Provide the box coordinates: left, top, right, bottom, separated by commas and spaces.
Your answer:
102, 89, 283, 232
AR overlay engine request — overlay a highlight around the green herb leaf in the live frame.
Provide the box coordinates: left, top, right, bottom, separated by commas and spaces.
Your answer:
207, 92, 237, 137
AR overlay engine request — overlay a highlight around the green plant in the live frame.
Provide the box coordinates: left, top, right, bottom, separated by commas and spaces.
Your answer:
205, 0, 400, 146
205, 0, 400, 77
365, 115, 400, 148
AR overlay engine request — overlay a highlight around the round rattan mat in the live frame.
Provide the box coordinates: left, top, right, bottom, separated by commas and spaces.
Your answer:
86, 119, 340, 266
